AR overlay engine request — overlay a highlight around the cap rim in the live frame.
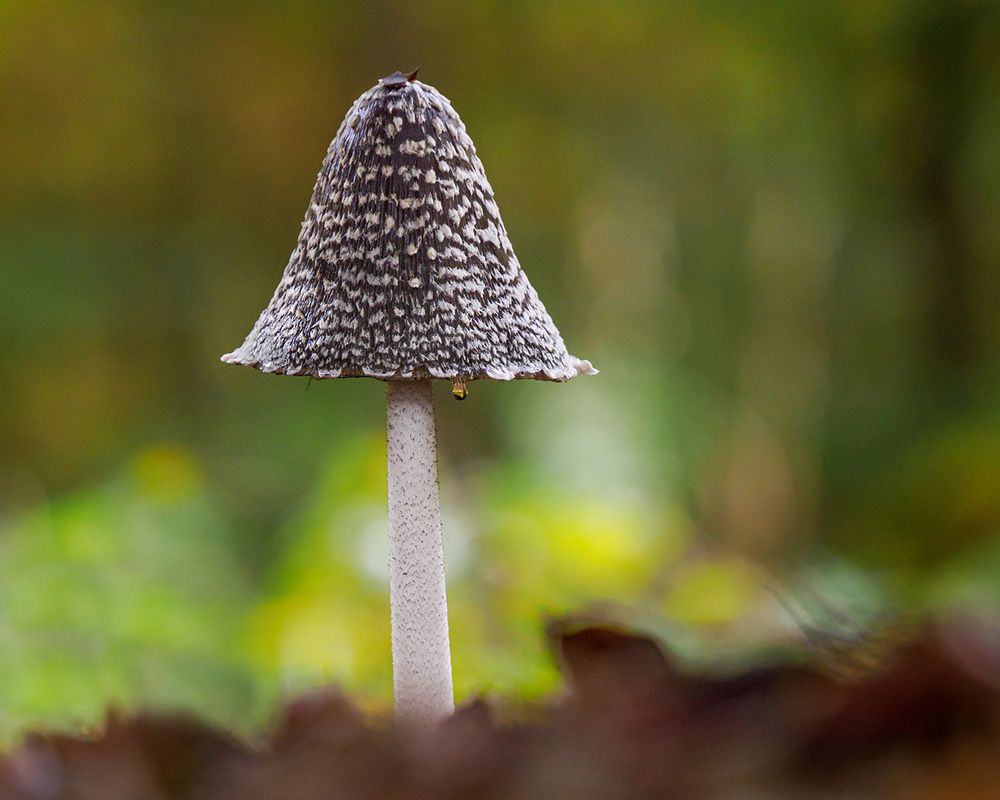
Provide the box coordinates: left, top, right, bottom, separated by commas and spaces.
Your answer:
220, 351, 596, 383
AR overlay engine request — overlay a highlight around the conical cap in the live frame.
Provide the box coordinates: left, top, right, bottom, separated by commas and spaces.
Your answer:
222, 72, 595, 382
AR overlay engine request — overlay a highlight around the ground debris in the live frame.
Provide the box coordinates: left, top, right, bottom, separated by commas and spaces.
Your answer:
2, 618, 998, 800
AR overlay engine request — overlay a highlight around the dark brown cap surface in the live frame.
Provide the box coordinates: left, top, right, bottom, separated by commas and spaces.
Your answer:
222, 75, 595, 382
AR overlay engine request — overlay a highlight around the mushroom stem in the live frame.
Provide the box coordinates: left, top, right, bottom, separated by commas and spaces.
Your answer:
385, 379, 454, 721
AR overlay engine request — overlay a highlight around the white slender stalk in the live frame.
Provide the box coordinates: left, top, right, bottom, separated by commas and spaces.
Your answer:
385, 379, 454, 721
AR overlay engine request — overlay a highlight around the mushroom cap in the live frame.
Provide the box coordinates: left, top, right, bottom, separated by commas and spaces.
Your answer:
222, 71, 596, 382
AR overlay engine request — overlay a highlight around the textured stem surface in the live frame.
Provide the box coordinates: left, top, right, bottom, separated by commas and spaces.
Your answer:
386, 380, 454, 721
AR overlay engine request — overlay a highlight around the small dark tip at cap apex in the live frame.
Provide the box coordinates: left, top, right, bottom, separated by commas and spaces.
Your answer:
379, 69, 419, 89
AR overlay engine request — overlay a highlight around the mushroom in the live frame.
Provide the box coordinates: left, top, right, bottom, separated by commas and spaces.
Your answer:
222, 70, 596, 722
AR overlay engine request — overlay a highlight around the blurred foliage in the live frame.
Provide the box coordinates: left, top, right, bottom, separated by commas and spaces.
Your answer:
1, 0, 998, 738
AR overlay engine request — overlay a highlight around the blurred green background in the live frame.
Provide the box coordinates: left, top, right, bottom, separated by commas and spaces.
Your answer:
1, 0, 998, 739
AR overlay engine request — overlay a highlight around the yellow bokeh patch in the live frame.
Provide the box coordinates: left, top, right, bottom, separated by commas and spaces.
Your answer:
131, 445, 203, 504
664, 558, 764, 626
